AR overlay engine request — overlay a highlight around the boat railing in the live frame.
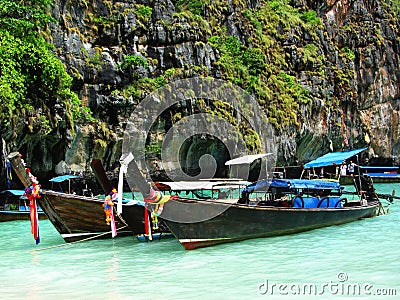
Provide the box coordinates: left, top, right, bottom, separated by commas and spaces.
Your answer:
240, 182, 354, 209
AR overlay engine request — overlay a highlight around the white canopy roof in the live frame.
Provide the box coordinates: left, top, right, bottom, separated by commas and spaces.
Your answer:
158, 180, 250, 191
225, 153, 272, 166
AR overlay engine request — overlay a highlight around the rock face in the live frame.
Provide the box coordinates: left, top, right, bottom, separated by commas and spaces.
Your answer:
1, 0, 400, 187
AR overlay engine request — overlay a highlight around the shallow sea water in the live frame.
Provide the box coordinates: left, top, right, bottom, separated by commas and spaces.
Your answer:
0, 183, 399, 299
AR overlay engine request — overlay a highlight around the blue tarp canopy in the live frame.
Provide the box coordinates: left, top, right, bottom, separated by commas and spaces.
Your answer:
242, 178, 340, 193
304, 148, 367, 169
243, 179, 289, 193
0, 190, 25, 196
49, 175, 80, 183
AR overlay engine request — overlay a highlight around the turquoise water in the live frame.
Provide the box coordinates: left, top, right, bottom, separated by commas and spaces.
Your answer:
1, 183, 399, 299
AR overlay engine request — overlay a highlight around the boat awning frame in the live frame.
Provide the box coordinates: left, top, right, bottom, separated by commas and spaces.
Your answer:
157, 180, 250, 191
242, 178, 341, 193
304, 148, 367, 169
225, 153, 273, 166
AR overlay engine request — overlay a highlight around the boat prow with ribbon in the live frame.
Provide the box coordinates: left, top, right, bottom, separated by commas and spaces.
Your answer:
6, 152, 164, 243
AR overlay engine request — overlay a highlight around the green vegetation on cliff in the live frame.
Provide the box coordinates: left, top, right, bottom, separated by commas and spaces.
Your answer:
105, 0, 325, 153
155, 0, 321, 148
0, 0, 91, 134
206, 0, 321, 128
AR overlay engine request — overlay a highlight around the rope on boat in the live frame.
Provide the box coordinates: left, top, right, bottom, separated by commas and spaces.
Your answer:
376, 194, 390, 216
114, 205, 131, 228
30, 225, 129, 252
28, 208, 131, 252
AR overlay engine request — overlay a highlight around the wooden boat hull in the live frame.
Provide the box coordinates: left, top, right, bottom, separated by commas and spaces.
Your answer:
159, 199, 379, 250
39, 191, 148, 242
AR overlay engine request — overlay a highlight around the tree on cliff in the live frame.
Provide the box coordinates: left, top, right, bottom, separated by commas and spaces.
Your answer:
0, 0, 92, 135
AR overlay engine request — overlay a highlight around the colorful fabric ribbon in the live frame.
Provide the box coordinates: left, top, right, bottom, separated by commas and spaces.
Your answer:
103, 189, 118, 238
144, 188, 179, 216
6, 160, 11, 189
24, 168, 41, 244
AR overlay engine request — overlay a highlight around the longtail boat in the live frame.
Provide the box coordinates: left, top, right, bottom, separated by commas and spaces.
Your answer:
6, 152, 151, 242
36, 190, 142, 242
0, 190, 46, 222
302, 148, 400, 184
153, 178, 384, 250
126, 154, 392, 250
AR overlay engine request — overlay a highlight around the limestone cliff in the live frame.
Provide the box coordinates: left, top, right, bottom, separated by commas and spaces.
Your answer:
1, 0, 400, 186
